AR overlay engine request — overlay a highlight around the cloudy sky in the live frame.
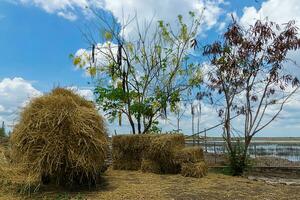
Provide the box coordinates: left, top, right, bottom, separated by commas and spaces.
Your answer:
0, 0, 300, 137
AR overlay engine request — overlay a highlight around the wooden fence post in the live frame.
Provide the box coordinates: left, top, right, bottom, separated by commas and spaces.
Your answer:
193, 135, 195, 146
214, 142, 216, 164
204, 129, 207, 152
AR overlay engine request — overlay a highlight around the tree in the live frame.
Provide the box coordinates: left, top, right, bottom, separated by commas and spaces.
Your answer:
72, 12, 203, 134
0, 121, 6, 137
174, 102, 187, 133
203, 19, 300, 174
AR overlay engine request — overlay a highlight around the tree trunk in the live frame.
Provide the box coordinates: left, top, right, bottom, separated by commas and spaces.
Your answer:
177, 112, 180, 133
137, 114, 142, 134
224, 107, 232, 152
128, 116, 136, 134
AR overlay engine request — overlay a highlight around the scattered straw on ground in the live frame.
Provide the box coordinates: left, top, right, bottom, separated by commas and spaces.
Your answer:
1, 167, 299, 200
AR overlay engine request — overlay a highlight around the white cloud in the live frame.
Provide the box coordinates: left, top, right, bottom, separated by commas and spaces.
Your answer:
240, 0, 300, 27
0, 105, 5, 112
0, 77, 42, 128
13, 0, 225, 34
15, 0, 91, 20
74, 41, 118, 74
0, 78, 96, 132
57, 11, 78, 21
19, 0, 88, 13
102, 0, 224, 38
67, 86, 94, 101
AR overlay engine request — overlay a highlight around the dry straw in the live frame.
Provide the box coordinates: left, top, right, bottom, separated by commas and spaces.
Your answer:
112, 134, 154, 170
10, 88, 109, 187
141, 159, 161, 174
146, 134, 185, 174
181, 161, 208, 178
111, 133, 208, 178
175, 147, 204, 164
112, 134, 185, 174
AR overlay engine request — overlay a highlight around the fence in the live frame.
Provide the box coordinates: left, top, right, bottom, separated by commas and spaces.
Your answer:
185, 134, 300, 168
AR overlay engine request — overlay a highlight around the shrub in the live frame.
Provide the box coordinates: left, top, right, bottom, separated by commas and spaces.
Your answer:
10, 88, 109, 187
227, 139, 251, 176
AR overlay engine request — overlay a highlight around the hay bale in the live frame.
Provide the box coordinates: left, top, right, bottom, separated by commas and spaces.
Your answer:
141, 159, 161, 174
10, 88, 108, 187
175, 147, 204, 164
181, 161, 208, 178
146, 134, 185, 174
112, 134, 185, 173
112, 134, 154, 170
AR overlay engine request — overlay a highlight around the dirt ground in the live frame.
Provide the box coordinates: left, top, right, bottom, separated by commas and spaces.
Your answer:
1, 168, 300, 200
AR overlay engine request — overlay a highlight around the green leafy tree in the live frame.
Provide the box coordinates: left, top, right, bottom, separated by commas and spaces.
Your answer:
73, 12, 203, 134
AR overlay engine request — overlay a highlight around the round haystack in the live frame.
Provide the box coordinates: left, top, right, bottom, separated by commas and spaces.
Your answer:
10, 88, 109, 187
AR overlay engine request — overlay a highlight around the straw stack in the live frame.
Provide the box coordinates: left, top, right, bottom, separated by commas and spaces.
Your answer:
10, 88, 109, 187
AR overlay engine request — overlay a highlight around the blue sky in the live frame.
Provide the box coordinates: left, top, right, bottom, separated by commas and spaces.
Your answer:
0, 0, 300, 137
0, 2, 90, 91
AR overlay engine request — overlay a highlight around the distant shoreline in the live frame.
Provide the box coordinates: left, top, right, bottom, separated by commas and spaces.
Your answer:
185, 136, 300, 144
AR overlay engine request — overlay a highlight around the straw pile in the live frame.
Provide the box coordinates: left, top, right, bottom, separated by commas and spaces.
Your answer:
112, 134, 153, 170
10, 88, 109, 187
181, 161, 208, 178
141, 159, 161, 174
112, 134, 185, 173
174, 147, 207, 178
0, 163, 40, 194
0, 142, 39, 194
145, 134, 185, 174
175, 147, 204, 164
112, 134, 208, 177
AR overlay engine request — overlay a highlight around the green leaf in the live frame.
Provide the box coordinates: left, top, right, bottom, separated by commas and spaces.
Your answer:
73, 57, 81, 66
104, 31, 113, 41
88, 67, 97, 77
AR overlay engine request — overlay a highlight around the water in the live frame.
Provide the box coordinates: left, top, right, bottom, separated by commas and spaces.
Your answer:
186, 141, 300, 162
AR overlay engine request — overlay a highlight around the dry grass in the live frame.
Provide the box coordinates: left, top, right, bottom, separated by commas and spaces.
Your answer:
181, 162, 208, 178
175, 147, 204, 164
112, 134, 185, 173
0, 167, 299, 200
141, 159, 161, 174
145, 134, 185, 174
10, 88, 109, 187
112, 134, 153, 170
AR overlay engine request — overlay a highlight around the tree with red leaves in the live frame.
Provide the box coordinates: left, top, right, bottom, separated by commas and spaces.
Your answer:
203, 19, 300, 175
